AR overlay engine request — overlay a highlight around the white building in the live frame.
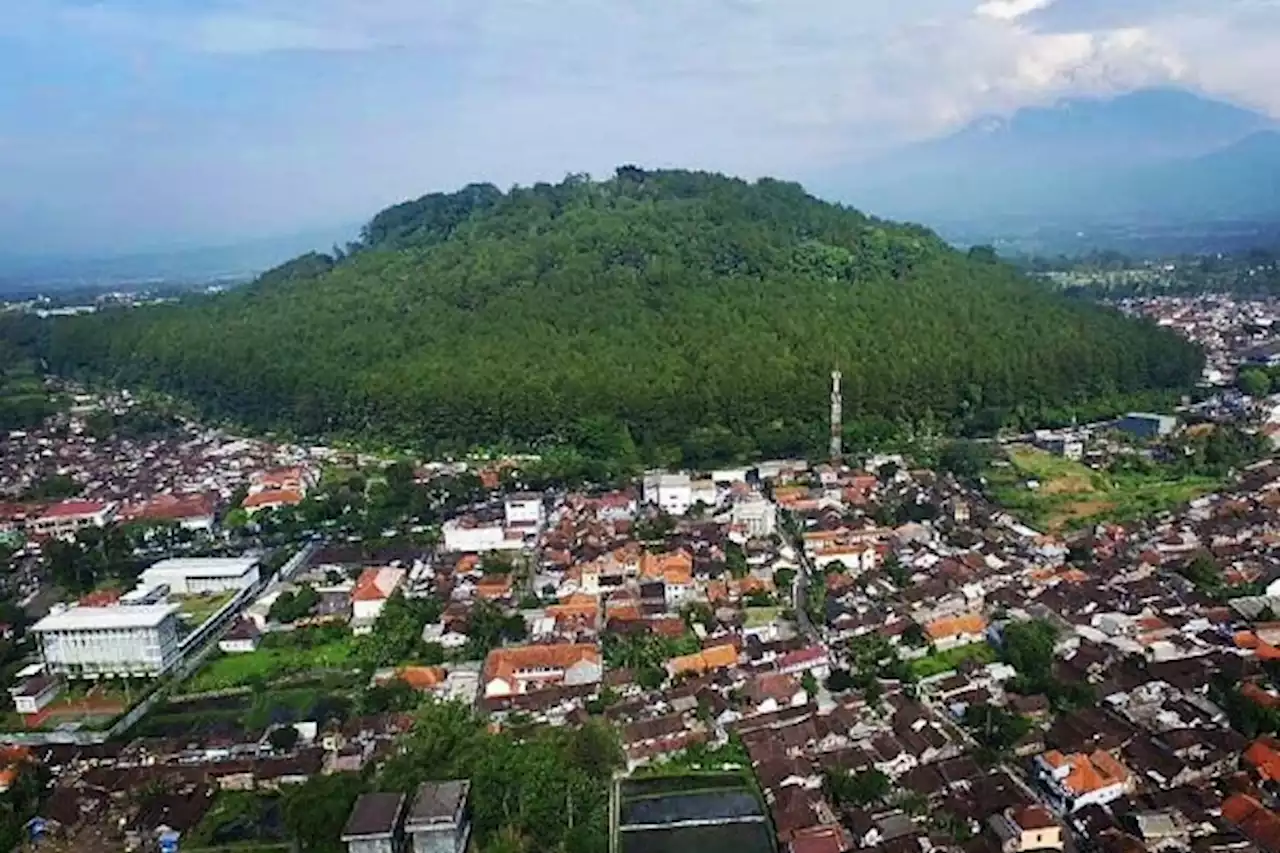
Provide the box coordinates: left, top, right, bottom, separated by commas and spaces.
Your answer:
139, 557, 261, 595
32, 604, 184, 679
9, 675, 61, 715
503, 493, 544, 528
442, 518, 526, 553
731, 496, 777, 539
642, 472, 693, 516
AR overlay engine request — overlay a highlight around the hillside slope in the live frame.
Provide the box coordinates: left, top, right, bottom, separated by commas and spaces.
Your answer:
37, 169, 1201, 462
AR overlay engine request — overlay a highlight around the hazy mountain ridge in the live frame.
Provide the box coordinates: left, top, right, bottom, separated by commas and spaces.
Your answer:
833, 87, 1280, 249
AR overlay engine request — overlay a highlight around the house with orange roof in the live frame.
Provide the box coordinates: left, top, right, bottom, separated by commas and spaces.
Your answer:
1035, 749, 1132, 812
242, 488, 304, 515
548, 593, 600, 632
1222, 794, 1280, 853
924, 612, 989, 652
396, 666, 447, 691
640, 550, 695, 607
350, 567, 407, 634
666, 643, 739, 678
475, 573, 515, 602
1246, 736, 1280, 783
482, 643, 601, 698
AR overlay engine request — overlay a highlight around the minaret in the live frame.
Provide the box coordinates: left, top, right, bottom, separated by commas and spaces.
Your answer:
829, 369, 843, 464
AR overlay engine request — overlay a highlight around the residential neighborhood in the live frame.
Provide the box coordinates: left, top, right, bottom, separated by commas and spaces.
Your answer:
8, 304, 1280, 853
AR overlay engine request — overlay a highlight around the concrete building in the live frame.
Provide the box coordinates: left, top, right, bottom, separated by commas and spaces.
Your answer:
731, 496, 777, 539
342, 793, 406, 853
482, 643, 602, 698
139, 557, 261, 595
441, 518, 526, 553
988, 805, 1063, 853
642, 472, 693, 516
9, 674, 61, 715
28, 500, 115, 539
351, 567, 408, 635
405, 781, 471, 853
32, 604, 184, 679
1116, 412, 1178, 440
503, 493, 544, 528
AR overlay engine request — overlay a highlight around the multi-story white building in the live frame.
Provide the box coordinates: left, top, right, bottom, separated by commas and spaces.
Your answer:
731, 496, 777, 539
32, 604, 184, 679
503, 493, 544, 528
139, 557, 261, 595
642, 472, 693, 516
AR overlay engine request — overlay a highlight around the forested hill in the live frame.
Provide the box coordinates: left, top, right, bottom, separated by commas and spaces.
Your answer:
31, 168, 1201, 464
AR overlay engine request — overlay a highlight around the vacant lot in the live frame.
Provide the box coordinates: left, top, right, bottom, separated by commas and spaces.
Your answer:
986, 445, 1217, 532
185, 637, 358, 692
911, 642, 997, 679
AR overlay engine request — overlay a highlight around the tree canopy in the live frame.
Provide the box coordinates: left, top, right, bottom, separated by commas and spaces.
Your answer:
18, 168, 1201, 466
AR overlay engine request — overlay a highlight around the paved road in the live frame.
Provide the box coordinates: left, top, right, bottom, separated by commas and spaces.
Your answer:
781, 510, 821, 643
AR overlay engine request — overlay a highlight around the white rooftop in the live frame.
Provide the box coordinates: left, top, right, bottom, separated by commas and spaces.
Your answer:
143, 557, 259, 578
33, 603, 180, 632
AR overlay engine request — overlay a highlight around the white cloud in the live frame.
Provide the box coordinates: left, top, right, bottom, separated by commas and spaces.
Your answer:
976, 0, 1057, 21
3, 0, 1279, 251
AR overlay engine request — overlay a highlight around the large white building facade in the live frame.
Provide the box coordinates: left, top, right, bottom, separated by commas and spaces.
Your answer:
32, 604, 184, 679
139, 557, 261, 595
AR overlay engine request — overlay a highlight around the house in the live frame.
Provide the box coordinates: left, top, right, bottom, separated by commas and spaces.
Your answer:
441, 517, 526, 552
1035, 749, 1133, 812
342, 793, 406, 853
28, 500, 114, 539
1246, 736, 1280, 783
732, 496, 778, 539
120, 493, 218, 532
924, 613, 989, 653
640, 551, 694, 607
503, 493, 544, 528
404, 780, 471, 853
667, 644, 739, 679
9, 675, 61, 715
482, 643, 602, 698
242, 489, 303, 515
351, 568, 407, 634
218, 619, 261, 654
250, 466, 316, 496
988, 805, 1064, 853
777, 647, 831, 679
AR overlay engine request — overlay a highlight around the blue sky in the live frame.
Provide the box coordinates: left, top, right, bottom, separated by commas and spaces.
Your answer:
2, 0, 1277, 255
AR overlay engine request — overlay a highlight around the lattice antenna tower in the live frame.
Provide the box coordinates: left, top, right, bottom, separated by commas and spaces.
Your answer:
829, 369, 843, 463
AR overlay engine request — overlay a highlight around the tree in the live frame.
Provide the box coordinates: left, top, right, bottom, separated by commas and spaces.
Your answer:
826, 668, 855, 692
269, 584, 320, 624
825, 768, 890, 807
361, 592, 445, 667
1001, 619, 1058, 692
1239, 367, 1272, 398
282, 773, 365, 853
902, 623, 928, 648
800, 672, 818, 696
268, 725, 300, 753
773, 567, 797, 591
962, 703, 1031, 754
938, 440, 991, 481
637, 667, 666, 690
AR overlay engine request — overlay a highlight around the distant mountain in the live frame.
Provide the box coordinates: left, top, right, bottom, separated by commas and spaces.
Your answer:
830, 87, 1279, 248
0, 226, 356, 293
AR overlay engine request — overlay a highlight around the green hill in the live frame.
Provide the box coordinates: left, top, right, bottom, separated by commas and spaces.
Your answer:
33, 168, 1201, 464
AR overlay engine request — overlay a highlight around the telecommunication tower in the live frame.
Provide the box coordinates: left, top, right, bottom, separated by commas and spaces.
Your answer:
829, 369, 843, 463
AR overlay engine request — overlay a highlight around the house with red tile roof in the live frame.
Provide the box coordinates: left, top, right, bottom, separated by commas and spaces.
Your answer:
28, 500, 114, 539
482, 643, 601, 698
350, 567, 407, 634
1035, 749, 1132, 812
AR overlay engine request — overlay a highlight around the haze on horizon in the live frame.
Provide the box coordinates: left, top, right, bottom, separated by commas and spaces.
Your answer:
4, 0, 1280, 256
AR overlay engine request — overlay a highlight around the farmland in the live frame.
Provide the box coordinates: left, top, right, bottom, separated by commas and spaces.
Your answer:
985, 445, 1217, 532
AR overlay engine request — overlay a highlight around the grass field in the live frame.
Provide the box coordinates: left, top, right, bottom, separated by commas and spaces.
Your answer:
176, 591, 238, 626
986, 445, 1217, 532
743, 607, 782, 629
911, 642, 997, 679
185, 638, 358, 692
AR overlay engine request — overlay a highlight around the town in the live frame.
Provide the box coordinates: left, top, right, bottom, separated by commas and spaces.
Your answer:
8, 294, 1280, 853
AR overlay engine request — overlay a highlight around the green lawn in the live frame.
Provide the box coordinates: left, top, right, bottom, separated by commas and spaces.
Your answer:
176, 591, 238, 626
986, 445, 1217, 532
744, 607, 782, 629
911, 642, 997, 679
185, 638, 358, 692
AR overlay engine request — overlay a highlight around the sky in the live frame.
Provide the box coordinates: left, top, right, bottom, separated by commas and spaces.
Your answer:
2, 0, 1279, 255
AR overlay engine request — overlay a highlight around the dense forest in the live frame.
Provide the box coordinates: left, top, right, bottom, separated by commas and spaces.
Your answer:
12, 168, 1202, 465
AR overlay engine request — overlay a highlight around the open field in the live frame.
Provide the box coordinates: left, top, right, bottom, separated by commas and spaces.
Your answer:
986, 445, 1217, 532
911, 642, 997, 679
184, 637, 358, 692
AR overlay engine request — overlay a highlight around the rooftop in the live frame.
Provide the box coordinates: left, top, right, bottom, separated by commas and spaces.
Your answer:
32, 603, 180, 632
406, 780, 470, 828
143, 557, 259, 578
341, 793, 405, 840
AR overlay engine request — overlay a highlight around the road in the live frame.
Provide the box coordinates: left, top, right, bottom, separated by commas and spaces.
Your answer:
781, 509, 821, 643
